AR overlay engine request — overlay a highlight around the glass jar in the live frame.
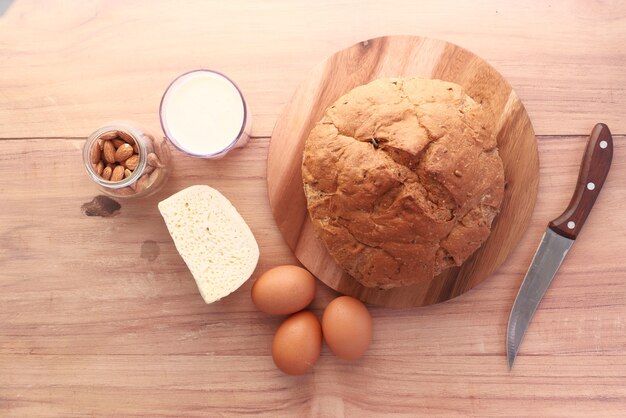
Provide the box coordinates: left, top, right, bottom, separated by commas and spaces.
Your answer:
82, 121, 171, 198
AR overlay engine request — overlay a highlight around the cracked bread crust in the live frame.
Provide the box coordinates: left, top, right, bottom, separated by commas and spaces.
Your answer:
302, 77, 505, 289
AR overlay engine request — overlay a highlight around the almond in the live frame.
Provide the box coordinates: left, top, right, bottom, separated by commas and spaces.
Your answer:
136, 174, 150, 192
96, 161, 104, 175
99, 131, 118, 140
112, 138, 126, 148
147, 152, 163, 168
148, 167, 161, 186
103, 141, 116, 164
117, 131, 135, 145
115, 187, 135, 197
144, 164, 156, 175
111, 164, 125, 182
97, 139, 104, 150
124, 154, 139, 170
115, 144, 134, 162
124, 168, 132, 178
101, 166, 112, 180
132, 143, 139, 153
90, 143, 101, 164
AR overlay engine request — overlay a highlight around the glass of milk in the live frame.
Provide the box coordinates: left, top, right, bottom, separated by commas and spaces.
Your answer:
159, 70, 251, 158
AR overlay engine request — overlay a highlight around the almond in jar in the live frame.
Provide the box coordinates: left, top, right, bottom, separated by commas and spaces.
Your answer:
82, 121, 171, 198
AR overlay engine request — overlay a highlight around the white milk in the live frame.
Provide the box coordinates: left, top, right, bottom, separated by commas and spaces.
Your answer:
160, 70, 250, 157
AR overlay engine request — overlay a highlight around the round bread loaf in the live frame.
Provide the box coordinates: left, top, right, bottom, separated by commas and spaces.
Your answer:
302, 77, 505, 289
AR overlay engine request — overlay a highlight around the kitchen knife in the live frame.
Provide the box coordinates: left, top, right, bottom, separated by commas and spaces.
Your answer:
506, 123, 613, 369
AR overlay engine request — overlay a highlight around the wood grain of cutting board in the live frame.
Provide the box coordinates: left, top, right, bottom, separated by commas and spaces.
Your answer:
268, 36, 539, 308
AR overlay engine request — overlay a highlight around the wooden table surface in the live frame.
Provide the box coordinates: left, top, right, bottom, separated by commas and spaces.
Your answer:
0, 1, 624, 416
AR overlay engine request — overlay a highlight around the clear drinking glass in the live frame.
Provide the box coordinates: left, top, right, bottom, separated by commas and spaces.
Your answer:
159, 69, 252, 159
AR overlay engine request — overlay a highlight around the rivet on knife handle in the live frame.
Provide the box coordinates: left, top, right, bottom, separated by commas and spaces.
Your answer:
548, 123, 613, 240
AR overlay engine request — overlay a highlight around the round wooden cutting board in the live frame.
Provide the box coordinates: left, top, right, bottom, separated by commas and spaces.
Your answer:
267, 36, 538, 308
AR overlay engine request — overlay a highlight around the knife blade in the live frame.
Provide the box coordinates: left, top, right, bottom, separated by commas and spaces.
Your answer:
0, 0, 14, 17
506, 123, 613, 369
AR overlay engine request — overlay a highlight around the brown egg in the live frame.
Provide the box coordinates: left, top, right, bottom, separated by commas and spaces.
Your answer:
251, 265, 316, 315
272, 311, 322, 375
322, 296, 372, 360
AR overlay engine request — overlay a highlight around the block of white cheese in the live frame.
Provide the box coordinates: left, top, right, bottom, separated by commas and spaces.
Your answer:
158, 185, 259, 304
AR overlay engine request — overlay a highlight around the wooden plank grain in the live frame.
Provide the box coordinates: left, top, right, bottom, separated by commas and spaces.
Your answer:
1, 0, 626, 415
1, 355, 626, 417
0, 134, 625, 416
0, 0, 624, 138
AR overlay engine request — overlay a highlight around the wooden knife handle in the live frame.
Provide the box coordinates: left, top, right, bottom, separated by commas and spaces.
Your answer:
549, 123, 613, 240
